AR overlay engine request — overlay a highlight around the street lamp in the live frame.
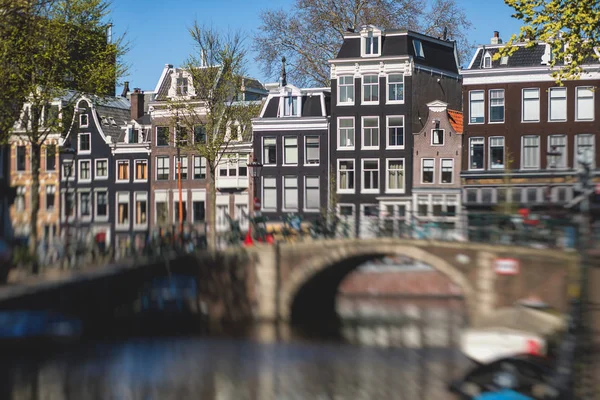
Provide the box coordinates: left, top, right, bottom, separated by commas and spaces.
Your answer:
248, 158, 263, 215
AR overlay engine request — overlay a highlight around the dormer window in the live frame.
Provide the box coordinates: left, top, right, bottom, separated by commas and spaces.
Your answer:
109, 117, 117, 126
500, 55, 509, 65
360, 27, 381, 57
365, 31, 379, 55
101, 116, 108, 125
283, 95, 299, 117
483, 52, 492, 68
413, 39, 425, 58
127, 127, 135, 143
177, 77, 188, 96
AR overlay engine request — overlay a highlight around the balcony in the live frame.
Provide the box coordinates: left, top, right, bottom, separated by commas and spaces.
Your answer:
216, 175, 249, 190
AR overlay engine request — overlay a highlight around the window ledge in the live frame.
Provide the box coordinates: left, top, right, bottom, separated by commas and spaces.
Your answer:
337, 189, 355, 194
337, 147, 355, 151
360, 189, 380, 194
386, 100, 405, 105
95, 176, 109, 180
133, 179, 148, 183
385, 190, 406, 194
337, 102, 355, 106
386, 146, 405, 150
361, 101, 379, 106
303, 209, 320, 213
361, 146, 380, 150
115, 179, 130, 183
303, 163, 320, 167
489, 121, 505, 124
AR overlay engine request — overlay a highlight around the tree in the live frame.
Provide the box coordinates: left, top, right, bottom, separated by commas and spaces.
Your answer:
0, 0, 127, 264
253, 0, 472, 86
169, 23, 262, 250
498, 0, 600, 82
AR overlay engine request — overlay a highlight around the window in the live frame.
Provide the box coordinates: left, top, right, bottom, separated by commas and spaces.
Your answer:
79, 192, 91, 218
305, 176, 320, 211
469, 91, 484, 123
417, 195, 428, 216
338, 76, 354, 104
413, 39, 424, 58
78, 133, 90, 153
483, 53, 492, 68
193, 201, 205, 222
116, 193, 129, 226
489, 89, 505, 123
176, 126, 188, 147
362, 117, 379, 149
194, 125, 206, 144
469, 138, 485, 170
522, 136, 540, 169
127, 127, 136, 144
263, 137, 277, 165
305, 136, 319, 165
527, 188, 538, 203
262, 177, 277, 210
95, 159, 108, 179
16, 146, 26, 171
387, 74, 404, 102
116, 160, 129, 182
362, 159, 379, 192
45, 145, 56, 171
156, 201, 168, 225
45, 185, 55, 211
522, 88, 540, 122
337, 160, 355, 192
362, 75, 379, 103
134, 192, 147, 226
364, 30, 379, 55
156, 156, 169, 180
422, 159, 434, 183
79, 114, 88, 127
549, 87, 567, 121
386, 159, 404, 192
134, 160, 148, 181
238, 158, 247, 177
548, 135, 567, 169
283, 137, 298, 164
490, 137, 505, 169
283, 95, 299, 116
174, 156, 188, 180
156, 127, 169, 146
216, 204, 228, 231
576, 87, 594, 121
96, 191, 108, 218
78, 160, 91, 181
575, 134, 595, 167
441, 159, 453, 183
387, 116, 404, 148
338, 118, 355, 149
63, 192, 74, 218
174, 201, 187, 223
193, 156, 206, 179
62, 160, 74, 180
176, 77, 188, 95
283, 176, 298, 210
219, 158, 238, 177
432, 129, 444, 145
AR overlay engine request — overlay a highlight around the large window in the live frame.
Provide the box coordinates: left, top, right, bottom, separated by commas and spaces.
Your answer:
441, 159, 454, 183
116, 193, 130, 227
522, 88, 540, 122
79, 192, 91, 218
134, 192, 148, 226
156, 201, 168, 225
193, 156, 206, 179
116, 160, 129, 182
95, 159, 108, 179
156, 156, 169, 180
362, 117, 379, 149
45, 145, 56, 171
79, 160, 91, 181
283, 176, 298, 210
548, 135, 567, 169
283, 95, 299, 116
174, 156, 188, 180
522, 136, 540, 169
78, 133, 90, 153
337, 160, 355, 192
575, 134, 595, 167
262, 177, 277, 210
387, 116, 404, 148
489, 89, 505, 123
422, 159, 434, 183
45, 185, 55, 211
96, 191, 108, 218
364, 31, 379, 55
305, 136, 319, 165
338, 76, 354, 104
338, 118, 355, 149
176, 77, 188, 96
432, 129, 444, 145
156, 126, 169, 146
386, 159, 404, 192
283, 137, 298, 165
469, 138, 485, 170
16, 146, 26, 171
305, 176, 320, 211
387, 74, 404, 102
469, 91, 484, 124
362, 159, 379, 192
135, 160, 148, 181
576, 87, 594, 121
63, 192, 74, 218
362, 75, 379, 103
174, 201, 187, 222
549, 87, 567, 121
263, 137, 276, 165
490, 137, 505, 169
193, 201, 205, 222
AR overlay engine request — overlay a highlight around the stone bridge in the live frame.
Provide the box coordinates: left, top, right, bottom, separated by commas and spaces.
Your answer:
247, 238, 579, 325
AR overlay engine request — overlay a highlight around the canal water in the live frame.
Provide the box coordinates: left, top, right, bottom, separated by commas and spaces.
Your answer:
0, 297, 470, 400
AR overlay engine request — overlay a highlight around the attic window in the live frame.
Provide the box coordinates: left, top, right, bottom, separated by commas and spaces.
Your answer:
483, 52, 492, 68
177, 77, 188, 96
109, 117, 117, 126
413, 40, 425, 58
365, 31, 379, 56
500, 55, 509, 65
101, 116, 108, 125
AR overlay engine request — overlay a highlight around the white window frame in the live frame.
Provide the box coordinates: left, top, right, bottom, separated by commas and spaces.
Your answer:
413, 39, 425, 58
337, 76, 354, 105
78, 191, 92, 221
262, 137, 277, 166
361, 116, 379, 150
421, 158, 435, 184
361, 75, 379, 105
283, 136, 298, 165
386, 115, 404, 149
77, 132, 91, 154
304, 136, 320, 166
133, 191, 148, 228
522, 88, 540, 122
61, 160, 75, 182
79, 113, 89, 128
361, 158, 379, 194
134, 159, 148, 182
575, 134, 596, 168
156, 156, 170, 181
61, 191, 75, 222
469, 90, 485, 124
521, 135, 541, 169
548, 135, 568, 169
94, 190, 109, 221
45, 184, 56, 211
483, 52, 492, 68
489, 89, 505, 123
385, 158, 405, 194
337, 159, 355, 194
337, 117, 355, 150
469, 137, 485, 171
575, 86, 595, 121
489, 136, 505, 170
261, 176, 277, 212
193, 156, 207, 180
94, 158, 108, 180
431, 129, 444, 146
173, 155, 188, 180
155, 126, 170, 147
304, 176, 320, 212
548, 87, 567, 122
282, 175, 298, 212
281, 95, 300, 117
115, 160, 130, 183
386, 73, 404, 104
440, 158, 454, 184
78, 159, 91, 183
362, 30, 381, 57
115, 192, 130, 230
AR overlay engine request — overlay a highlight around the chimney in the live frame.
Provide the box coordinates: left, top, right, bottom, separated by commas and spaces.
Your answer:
121, 81, 130, 98
130, 88, 144, 120
491, 31, 502, 45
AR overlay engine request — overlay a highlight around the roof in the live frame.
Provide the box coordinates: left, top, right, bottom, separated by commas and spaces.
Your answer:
447, 109, 463, 134
94, 97, 130, 142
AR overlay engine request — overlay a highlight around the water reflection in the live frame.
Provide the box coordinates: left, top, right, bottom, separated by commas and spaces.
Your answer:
1, 297, 470, 400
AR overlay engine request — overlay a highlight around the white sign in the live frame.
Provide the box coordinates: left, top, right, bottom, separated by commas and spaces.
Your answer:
494, 258, 520, 275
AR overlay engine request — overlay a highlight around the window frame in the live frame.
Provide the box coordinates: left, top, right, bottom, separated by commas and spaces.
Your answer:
283, 136, 298, 165
440, 158, 454, 184
548, 87, 567, 122
156, 156, 170, 181
78, 191, 92, 220
386, 73, 405, 104
361, 75, 379, 105
386, 115, 405, 149
304, 136, 320, 166
575, 133, 595, 168
469, 90, 485, 124
61, 160, 75, 181
575, 86, 595, 121
469, 137, 485, 171
548, 134, 568, 169
16, 145, 27, 172
262, 136, 277, 166
192, 200, 206, 222
421, 158, 435, 184
155, 126, 170, 146
431, 129, 444, 146
134, 159, 148, 182
489, 89, 505, 123
95, 190, 109, 220
115, 159, 130, 183
77, 132, 91, 154
79, 113, 89, 128
489, 136, 505, 170
385, 158, 405, 194
362, 30, 381, 57
133, 191, 148, 228
361, 158, 380, 194
173, 155, 188, 180
337, 159, 355, 194
304, 176, 320, 212
521, 135, 541, 169
45, 185, 56, 211
261, 176, 278, 212
282, 95, 300, 117
115, 192, 130, 229
45, 145, 56, 172
337, 117, 355, 150
282, 175, 299, 212
361, 116, 379, 150
522, 88, 541, 122
413, 39, 425, 58
193, 156, 207, 180
78, 159, 91, 183
337, 76, 354, 105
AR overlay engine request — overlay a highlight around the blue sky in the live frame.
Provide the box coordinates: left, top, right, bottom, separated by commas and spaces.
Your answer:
109, 0, 525, 93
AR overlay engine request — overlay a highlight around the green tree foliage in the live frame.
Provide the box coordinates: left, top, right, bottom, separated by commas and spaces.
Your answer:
169, 23, 262, 250
0, 0, 127, 261
499, 0, 600, 82
254, 0, 472, 86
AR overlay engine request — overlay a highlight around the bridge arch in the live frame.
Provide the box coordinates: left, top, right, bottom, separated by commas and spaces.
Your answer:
279, 240, 478, 325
